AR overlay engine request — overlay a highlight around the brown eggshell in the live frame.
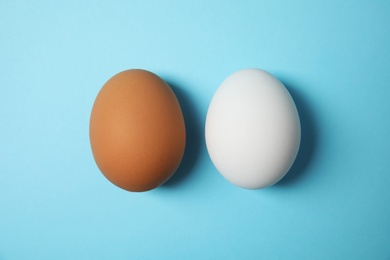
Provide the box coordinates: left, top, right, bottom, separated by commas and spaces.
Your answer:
89, 69, 186, 192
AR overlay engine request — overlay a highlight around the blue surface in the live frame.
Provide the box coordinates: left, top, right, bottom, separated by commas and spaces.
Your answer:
1, 1, 390, 259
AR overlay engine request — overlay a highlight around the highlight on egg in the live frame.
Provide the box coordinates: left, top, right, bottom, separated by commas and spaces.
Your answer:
205, 68, 301, 189
89, 69, 186, 192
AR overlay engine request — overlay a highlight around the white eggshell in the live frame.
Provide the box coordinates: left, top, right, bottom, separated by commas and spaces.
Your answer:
205, 69, 301, 189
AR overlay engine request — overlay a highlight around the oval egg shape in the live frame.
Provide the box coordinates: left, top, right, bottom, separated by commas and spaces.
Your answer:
205, 69, 301, 189
90, 69, 186, 192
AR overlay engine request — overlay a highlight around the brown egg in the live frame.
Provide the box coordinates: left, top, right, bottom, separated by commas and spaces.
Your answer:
89, 69, 186, 192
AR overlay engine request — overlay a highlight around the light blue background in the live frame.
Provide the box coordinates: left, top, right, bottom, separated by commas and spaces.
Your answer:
1, 1, 389, 259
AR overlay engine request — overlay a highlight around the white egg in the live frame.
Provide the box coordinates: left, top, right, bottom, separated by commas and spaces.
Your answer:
205, 69, 301, 189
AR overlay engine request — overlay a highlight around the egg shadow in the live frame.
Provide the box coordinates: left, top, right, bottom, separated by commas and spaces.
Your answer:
274, 81, 318, 186
161, 81, 204, 188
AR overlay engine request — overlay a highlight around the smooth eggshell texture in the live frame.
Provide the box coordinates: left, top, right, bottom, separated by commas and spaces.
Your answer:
205, 69, 301, 189
90, 69, 186, 192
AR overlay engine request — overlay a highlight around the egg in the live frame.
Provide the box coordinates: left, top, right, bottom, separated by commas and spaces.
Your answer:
205, 69, 301, 189
89, 69, 186, 192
